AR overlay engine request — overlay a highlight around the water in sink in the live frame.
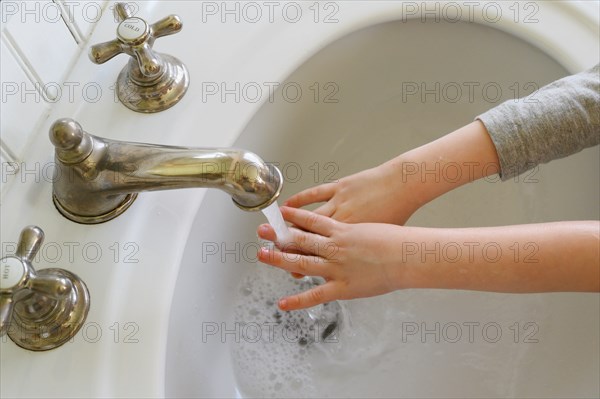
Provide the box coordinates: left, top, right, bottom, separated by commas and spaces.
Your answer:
232, 270, 337, 397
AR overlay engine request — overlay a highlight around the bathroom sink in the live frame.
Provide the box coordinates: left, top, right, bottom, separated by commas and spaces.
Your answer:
0, 1, 598, 398
166, 19, 599, 398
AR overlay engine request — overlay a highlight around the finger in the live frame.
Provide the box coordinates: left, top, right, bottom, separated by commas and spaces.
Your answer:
258, 224, 328, 256
284, 184, 336, 208
280, 206, 337, 237
313, 202, 335, 217
278, 283, 337, 311
257, 224, 277, 241
257, 247, 329, 278
257, 224, 302, 251
291, 272, 305, 279
281, 226, 333, 256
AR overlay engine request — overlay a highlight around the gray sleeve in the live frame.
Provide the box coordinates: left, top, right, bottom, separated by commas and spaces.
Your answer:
476, 64, 600, 181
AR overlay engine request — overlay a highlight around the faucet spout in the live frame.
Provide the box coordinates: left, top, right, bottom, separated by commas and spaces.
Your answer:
49, 118, 283, 224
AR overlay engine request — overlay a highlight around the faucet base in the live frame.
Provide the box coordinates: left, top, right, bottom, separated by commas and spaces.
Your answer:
117, 53, 189, 113
7, 269, 90, 351
53, 193, 138, 224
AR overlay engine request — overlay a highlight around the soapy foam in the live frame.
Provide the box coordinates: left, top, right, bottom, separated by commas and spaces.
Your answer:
231, 260, 422, 397
232, 268, 320, 397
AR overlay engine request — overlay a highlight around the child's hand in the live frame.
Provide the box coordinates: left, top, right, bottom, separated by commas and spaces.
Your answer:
257, 206, 405, 310
257, 208, 600, 306
284, 163, 422, 225
284, 121, 503, 226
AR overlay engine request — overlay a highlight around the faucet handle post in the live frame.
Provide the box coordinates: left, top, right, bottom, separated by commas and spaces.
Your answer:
15, 225, 44, 263
114, 2, 134, 20
49, 118, 93, 164
89, 2, 189, 113
0, 226, 90, 351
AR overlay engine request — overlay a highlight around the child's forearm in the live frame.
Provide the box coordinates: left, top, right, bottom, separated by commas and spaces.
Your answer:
386, 120, 500, 209
397, 221, 600, 293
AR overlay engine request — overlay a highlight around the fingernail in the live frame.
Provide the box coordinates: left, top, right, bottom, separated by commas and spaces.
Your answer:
258, 247, 269, 257
258, 224, 269, 234
278, 298, 288, 309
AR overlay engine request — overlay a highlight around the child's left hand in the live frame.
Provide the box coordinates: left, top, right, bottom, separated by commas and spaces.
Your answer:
257, 206, 406, 311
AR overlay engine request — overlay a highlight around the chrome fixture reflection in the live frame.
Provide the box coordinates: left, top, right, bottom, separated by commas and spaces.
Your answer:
0, 226, 90, 351
89, 2, 189, 113
50, 118, 283, 224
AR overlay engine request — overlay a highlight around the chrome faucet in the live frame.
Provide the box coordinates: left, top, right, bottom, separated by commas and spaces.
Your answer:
49, 118, 283, 224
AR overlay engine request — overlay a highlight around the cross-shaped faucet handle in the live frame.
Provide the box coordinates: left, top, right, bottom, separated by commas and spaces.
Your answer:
88, 3, 190, 113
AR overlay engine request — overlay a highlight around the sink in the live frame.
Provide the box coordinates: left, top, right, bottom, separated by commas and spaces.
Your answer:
165, 20, 599, 398
0, 2, 597, 398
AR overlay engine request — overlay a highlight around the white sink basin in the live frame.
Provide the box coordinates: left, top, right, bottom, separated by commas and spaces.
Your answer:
165, 19, 599, 398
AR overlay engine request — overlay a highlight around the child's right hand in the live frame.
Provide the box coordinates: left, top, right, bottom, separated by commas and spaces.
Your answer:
284, 121, 502, 226
284, 161, 422, 225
